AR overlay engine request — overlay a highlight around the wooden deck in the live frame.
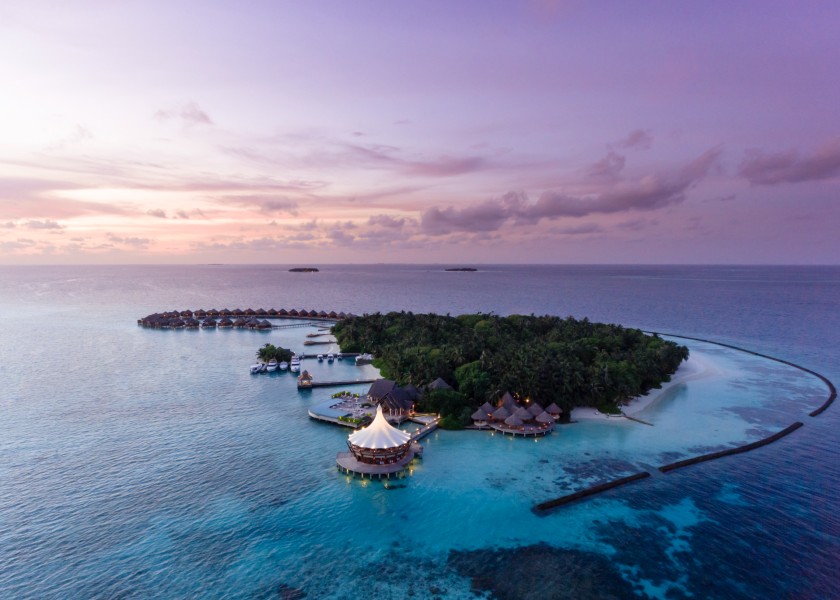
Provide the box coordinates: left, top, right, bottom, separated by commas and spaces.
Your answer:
336, 444, 422, 479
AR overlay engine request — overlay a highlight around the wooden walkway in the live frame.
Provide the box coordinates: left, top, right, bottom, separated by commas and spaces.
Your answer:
299, 378, 378, 389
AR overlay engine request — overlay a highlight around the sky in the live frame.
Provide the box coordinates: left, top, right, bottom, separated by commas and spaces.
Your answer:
1, 0, 839, 264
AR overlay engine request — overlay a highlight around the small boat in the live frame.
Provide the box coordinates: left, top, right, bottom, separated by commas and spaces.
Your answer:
355, 353, 373, 365
317, 354, 324, 362
250, 363, 263, 374
266, 359, 278, 372
290, 355, 301, 373
336, 354, 343, 360
278, 361, 289, 371
327, 353, 334, 362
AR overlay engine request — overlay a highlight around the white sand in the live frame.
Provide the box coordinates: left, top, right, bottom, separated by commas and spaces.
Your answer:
571, 353, 720, 422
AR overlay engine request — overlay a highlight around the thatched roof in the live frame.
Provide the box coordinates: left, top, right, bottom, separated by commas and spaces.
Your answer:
536, 411, 554, 424
338, 312, 347, 318
318, 311, 327, 317
492, 406, 510, 420
471, 408, 490, 421
258, 319, 271, 329
403, 383, 422, 401
234, 317, 247, 326
328, 311, 338, 318
268, 308, 278, 315
428, 377, 453, 391
527, 403, 544, 416
479, 401, 494, 413
219, 317, 233, 326
289, 309, 299, 316
504, 415, 523, 427
367, 379, 397, 400
514, 406, 532, 420
278, 308, 289, 316
545, 403, 563, 415
500, 392, 518, 412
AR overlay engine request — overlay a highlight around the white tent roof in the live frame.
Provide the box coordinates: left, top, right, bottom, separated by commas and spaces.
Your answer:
348, 405, 411, 449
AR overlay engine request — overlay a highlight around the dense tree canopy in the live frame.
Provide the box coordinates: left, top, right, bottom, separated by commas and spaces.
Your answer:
333, 312, 688, 423
256, 343, 293, 363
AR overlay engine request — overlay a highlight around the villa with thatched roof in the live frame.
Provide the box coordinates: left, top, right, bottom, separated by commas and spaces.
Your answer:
473, 391, 556, 437
366, 379, 416, 420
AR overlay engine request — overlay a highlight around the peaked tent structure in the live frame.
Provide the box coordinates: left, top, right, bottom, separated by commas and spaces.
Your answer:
347, 405, 412, 464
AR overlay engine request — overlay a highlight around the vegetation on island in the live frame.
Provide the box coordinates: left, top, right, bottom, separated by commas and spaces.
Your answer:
289, 267, 319, 272
256, 343, 293, 363
333, 312, 689, 425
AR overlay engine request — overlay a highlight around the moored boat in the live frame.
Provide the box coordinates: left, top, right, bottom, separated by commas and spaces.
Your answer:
266, 359, 278, 372
317, 354, 324, 361
355, 353, 373, 365
278, 361, 289, 371
250, 363, 263, 374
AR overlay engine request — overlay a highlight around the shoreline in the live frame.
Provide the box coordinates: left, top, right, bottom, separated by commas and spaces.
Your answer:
571, 352, 719, 422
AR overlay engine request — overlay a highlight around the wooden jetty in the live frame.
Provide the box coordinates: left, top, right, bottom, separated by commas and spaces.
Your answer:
298, 378, 378, 389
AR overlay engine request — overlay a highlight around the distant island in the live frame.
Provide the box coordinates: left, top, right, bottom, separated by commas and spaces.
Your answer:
289, 267, 319, 272
333, 312, 688, 428
445, 267, 477, 272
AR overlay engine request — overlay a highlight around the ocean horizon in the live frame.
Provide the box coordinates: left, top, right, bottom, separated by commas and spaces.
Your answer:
1, 264, 838, 599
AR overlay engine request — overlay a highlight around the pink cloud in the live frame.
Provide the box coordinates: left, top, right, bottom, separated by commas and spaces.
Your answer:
739, 137, 840, 185
155, 102, 213, 125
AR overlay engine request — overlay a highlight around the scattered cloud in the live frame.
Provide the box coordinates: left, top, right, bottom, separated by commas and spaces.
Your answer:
2, 221, 15, 229
368, 214, 407, 229
24, 219, 64, 229
739, 137, 840, 185
147, 209, 167, 218
420, 148, 720, 235
155, 102, 213, 125
587, 151, 625, 182
107, 233, 151, 248
616, 129, 653, 150
216, 195, 299, 215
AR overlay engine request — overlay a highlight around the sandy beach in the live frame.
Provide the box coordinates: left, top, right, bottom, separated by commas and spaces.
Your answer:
571, 352, 721, 422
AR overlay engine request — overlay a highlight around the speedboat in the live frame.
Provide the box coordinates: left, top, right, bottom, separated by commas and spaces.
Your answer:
327, 353, 334, 362
250, 363, 263, 374
278, 361, 289, 371
355, 353, 373, 365
290, 355, 301, 373
266, 359, 278, 372
317, 354, 324, 362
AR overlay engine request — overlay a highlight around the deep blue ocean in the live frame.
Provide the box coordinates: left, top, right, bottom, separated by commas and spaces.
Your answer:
1, 264, 838, 599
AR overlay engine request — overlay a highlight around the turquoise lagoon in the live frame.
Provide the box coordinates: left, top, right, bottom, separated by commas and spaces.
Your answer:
0, 265, 838, 599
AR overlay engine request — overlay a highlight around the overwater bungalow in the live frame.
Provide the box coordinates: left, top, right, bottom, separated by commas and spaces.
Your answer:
289, 309, 299, 317
328, 311, 338, 318
278, 308, 289, 316
234, 317, 247, 328
492, 406, 510, 420
268, 308, 278, 316
185, 317, 200, 328
536, 412, 555, 426
545, 403, 563, 420
172, 318, 186, 329
220, 308, 232, 316
233, 308, 245, 316
202, 317, 217, 327
308, 309, 319, 317
245, 308, 256, 316
317, 310, 328, 318
218, 317, 234, 328
527, 402, 545, 417
207, 308, 220, 317
179, 309, 193, 317
246, 318, 259, 329
479, 401, 494, 414
257, 319, 271, 330
504, 414, 524, 428
257, 308, 267, 316
195, 309, 207, 318
471, 408, 491, 426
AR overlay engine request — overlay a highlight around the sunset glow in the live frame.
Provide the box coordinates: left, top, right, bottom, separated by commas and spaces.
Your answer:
1, 1, 838, 264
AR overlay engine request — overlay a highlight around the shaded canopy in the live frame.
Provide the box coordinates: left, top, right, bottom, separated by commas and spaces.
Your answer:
348, 405, 411, 449
504, 415, 523, 426
527, 403, 544, 416
545, 403, 563, 415
536, 411, 554, 424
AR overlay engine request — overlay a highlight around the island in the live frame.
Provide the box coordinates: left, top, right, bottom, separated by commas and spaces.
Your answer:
445, 267, 477, 272
289, 267, 319, 272
333, 312, 688, 428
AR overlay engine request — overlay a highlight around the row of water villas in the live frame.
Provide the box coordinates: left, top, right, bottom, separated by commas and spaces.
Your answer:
138, 308, 355, 330
471, 392, 562, 437
139, 314, 273, 330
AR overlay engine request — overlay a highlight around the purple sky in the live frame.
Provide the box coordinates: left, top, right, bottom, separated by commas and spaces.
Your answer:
1, 1, 839, 264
